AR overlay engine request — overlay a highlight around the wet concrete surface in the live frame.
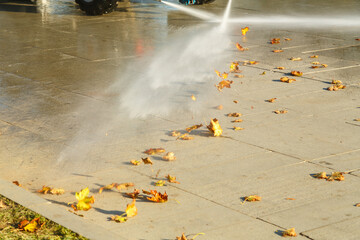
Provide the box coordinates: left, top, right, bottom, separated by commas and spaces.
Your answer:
0, 0, 360, 239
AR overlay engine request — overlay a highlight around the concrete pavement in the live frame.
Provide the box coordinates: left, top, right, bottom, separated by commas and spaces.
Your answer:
0, 0, 360, 239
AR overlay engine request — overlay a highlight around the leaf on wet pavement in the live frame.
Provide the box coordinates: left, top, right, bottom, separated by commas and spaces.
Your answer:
207, 118, 223, 137
162, 152, 176, 161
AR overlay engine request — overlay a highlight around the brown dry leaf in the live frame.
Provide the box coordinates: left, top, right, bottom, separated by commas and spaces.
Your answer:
215, 80, 233, 91
126, 189, 140, 199
231, 119, 243, 123
270, 38, 280, 44
328, 80, 346, 91
186, 124, 203, 133
234, 74, 244, 78
19, 217, 44, 232
162, 152, 176, 161
327, 172, 345, 181
110, 215, 127, 223
314, 172, 328, 179
130, 160, 141, 165
274, 110, 288, 114
282, 228, 297, 237
236, 43, 248, 51
126, 199, 137, 218
290, 57, 302, 61
177, 133, 194, 140
216, 105, 223, 110
116, 183, 134, 191
233, 100, 239, 104
233, 126, 244, 131
99, 183, 117, 194
38, 186, 52, 194
285, 198, 296, 200
273, 49, 284, 53
155, 180, 165, 186
354, 119, 360, 121
207, 118, 223, 137
171, 131, 181, 137
144, 148, 165, 155
244, 195, 261, 202
284, 38, 292, 41
142, 157, 153, 165
166, 174, 180, 184
355, 203, 360, 207
267, 98, 277, 103
191, 95, 196, 101
310, 55, 319, 58
277, 66, 285, 70
227, 112, 242, 117
291, 71, 303, 76
356, 38, 360, 41
13, 181, 21, 187
143, 190, 168, 203
241, 27, 249, 35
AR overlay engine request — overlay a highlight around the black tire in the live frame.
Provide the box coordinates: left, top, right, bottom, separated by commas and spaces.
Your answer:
76, 0, 118, 16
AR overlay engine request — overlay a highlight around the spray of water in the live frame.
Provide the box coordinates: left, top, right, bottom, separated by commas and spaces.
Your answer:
161, 0, 219, 21
220, 0, 232, 31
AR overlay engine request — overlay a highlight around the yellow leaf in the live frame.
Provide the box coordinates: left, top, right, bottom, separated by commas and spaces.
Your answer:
110, 215, 127, 223
274, 110, 288, 114
130, 160, 141, 165
241, 27, 249, 36
273, 49, 283, 53
144, 148, 165, 155
166, 174, 180, 184
314, 172, 328, 179
50, 188, 65, 195
22, 218, 43, 233
207, 118, 223, 137
233, 127, 244, 131
38, 186, 52, 194
155, 180, 165, 186
290, 57, 302, 61
244, 195, 261, 202
126, 199, 137, 218
327, 172, 345, 181
171, 131, 181, 137
191, 95, 196, 101
99, 183, 116, 194
186, 124, 203, 133
216, 105, 223, 110
73, 187, 94, 211
231, 119, 243, 123
282, 228, 297, 237
116, 183, 134, 191
162, 152, 176, 161
177, 133, 194, 140
291, 71, 303, 76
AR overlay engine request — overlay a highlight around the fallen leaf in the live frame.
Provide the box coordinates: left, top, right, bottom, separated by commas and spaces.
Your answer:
144, 148, 165, 155
171, 131, 181, 137
166, 174, 180, 184
216, 105, 223, 110
221, 72, 228, 79
332, 80, 343, 85
125, 199, 137, 218
99, 183, 116, 194
355, 203, 360, 207
130, 160, 141, 165
155, 180, 165, 186
310, 55, 319, 58
116, 183, 134, 191
0, 200, 8, 209
215, 80, 233, 91
231, 119, 243, 123
233, 100, 238, 104
38, 186, 52, 194
177, 133, 194, 140
356, 38, 360, 41
162, 152, 176, 161
71, 187, 94, 211
277, 66, 285, 70
227, 112, 242, 117
207, 118, 223, 137
177, 233, 188, 240
143, 190, 168, 203
314, 172, 328, 179
312, 61, 320, 65
327, 172, 345, 181
215, 70, 221, 77
270, 38, 280, 44
354, 119, 360, 121
282, 228, 297, 237
285, 198, 296, 200
126, 189, 140, 199
19, 218, 44, 232
244, 195, 261, 202
261, 71, 266, 75
327, 80, 346, 91
50, 188, 65, 195
186, 124, 203, 133
291, 70, 303, 76
230, 62, 242, 72
274, 110, 288, 114
241, 27, 249, 36
234, 74, 244, 78
284, 38, 292, 41
236, 43, 248, 51
110, 215, 127, 223
267, 98, 277, 103
142, 157, 153, 165
290, 57, 302, 61
321, 64, 328, 68
273, 49, 283, 53
191, 95, 196, 101
13, 181, 21, 187
280, 77, 296, 83
242, 60, 259, 65
233, 127, 244, 131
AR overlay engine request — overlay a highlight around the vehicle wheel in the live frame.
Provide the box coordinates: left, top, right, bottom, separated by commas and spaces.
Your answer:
76, 0, 118, 15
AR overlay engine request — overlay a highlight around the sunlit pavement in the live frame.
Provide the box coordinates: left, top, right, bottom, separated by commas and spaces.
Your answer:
1, 0, 360, 239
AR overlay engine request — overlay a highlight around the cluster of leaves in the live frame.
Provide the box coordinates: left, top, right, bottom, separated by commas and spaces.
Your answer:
313, 172, 345, 181
327, 80, 346, 91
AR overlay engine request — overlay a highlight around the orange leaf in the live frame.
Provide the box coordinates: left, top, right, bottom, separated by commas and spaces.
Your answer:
284, 38, 292, 41
19, 218, 44, 232
130, 160, 141, 165
236, 43, 247, 51
144, 148, 165, 155
99, 183, 116, 194
274, 110, 288, 114
244, 195, 261, 202
13, 181, 21, 187
126, 189, 140, 199
186, 124, 203, 133
282, 228, 297, 237
143, 190, 168, 203
166, 174, 180, 184
177, 233, 188, 240
171, 131, 181, 137
142, 157, 153, 165
116, 183, 134, 191
207, 118, 223, 137
231, 119, 243, 123
38, 186, 52, 194
215, 80, 233, 91
233, 100, 238, 104
313, 172, 328, 179
285, 198, 296, 200
310, 55, 319, 58
241, 27, 249, 36
291, 71, 303, 76
277, 66, 285, 70
227, 112, 242, 117
266, 98, 277, 103
270, 38, 280, 44
177, 133, 194, 140
327, 172, 345, 181
273, 49, 283, 53
355, 203, 360, 207
216, 105, 223, 110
